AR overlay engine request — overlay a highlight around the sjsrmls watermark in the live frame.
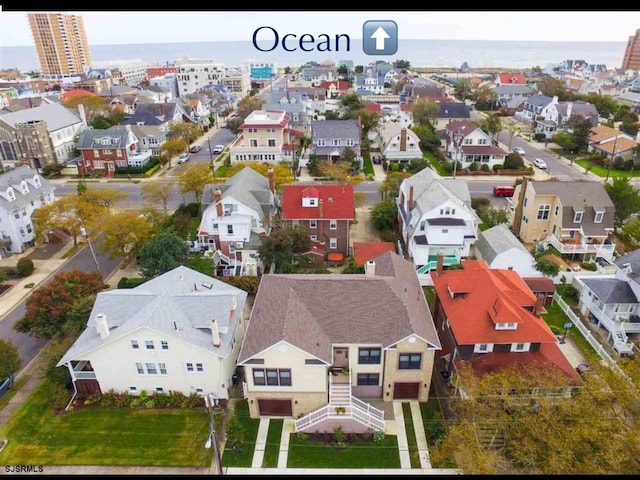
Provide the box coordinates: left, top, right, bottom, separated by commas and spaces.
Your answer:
4, 466, 45, 473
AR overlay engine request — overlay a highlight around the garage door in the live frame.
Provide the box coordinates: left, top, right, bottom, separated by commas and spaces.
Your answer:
258, 399, 292, 416
393, 382, 420, 399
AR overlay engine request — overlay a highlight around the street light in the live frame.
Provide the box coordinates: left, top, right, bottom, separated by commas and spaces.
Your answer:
80, 224, 102, 281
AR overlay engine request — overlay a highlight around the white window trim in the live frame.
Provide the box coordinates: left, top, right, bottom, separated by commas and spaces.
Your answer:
473, 343, 494, 353
510, 342, 530, 352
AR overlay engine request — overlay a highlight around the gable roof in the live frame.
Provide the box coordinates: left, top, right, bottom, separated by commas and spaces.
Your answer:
436, 102, 470, 119
589, 124, 622, 143
310, 119, 360, 139
78, 128, 132, 150
402, 167, 473, 213
57, 266, 247, 366
238, 251, 440, 364
581, 277, 638, 304
281, 183, 354, 220
0, 101, 82, 132
525, 94, 554, 108
475, 224, 531, 265
353, 241, 396, 265
498, 72, 526, 84
0, 166, 54, 211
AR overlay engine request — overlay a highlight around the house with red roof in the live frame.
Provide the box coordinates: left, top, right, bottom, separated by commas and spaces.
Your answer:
495, 72, 527, 86
353, 242, 396, 265
60, 88, 96, 102
430, 259, 581, 397
281, 183, 354, 258
319, 80, 349, 99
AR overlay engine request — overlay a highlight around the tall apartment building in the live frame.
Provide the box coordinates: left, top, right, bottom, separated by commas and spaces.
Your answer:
622, 28, 640, 70
176, 58, 225, 96
28, 13, 92, 78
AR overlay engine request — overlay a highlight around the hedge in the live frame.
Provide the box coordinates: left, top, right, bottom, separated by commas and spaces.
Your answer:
117, 277, 147, 289
144, 164, 162, 177
218, 275, 261, 294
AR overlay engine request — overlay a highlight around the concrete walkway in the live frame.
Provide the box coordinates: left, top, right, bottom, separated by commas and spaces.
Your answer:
277, 419, 294, 468
410, 401, 432, 468
251, 418, 270, 468
392, 401, 412, 469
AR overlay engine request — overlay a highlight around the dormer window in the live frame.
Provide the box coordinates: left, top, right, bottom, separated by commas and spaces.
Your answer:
495, 322, 518, 330
594, 210, 604, 223
6, 188, 15, 201
21, 182, 28, 194
574, 211, 583, 223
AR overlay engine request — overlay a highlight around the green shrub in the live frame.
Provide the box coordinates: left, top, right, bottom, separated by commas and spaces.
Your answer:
144, 164, 162, 177
24, 282, 35, 289
580, 262, 598, 271
218, 275, 261, 294
534, 132, 546, 141
481, 163, 490, 171
117, 277, 147, 289
48, 382, 72, 410
373, 431, 386, 443
613, 156, 626, 170
549, 325, 562, 335
296, 431, 309, 441
182, 392, 205, 408
16, 257, 35, 277
493, 163, 504, 171
468, 161, 479, 171
114, 391, 133, 408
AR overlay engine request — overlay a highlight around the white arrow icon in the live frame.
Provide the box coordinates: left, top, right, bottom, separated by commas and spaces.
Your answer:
370, 26, 390, 50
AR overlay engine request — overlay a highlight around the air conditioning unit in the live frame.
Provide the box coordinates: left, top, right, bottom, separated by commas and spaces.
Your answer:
235, 242, 244, 250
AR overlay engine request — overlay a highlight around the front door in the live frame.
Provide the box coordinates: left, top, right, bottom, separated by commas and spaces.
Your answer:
333, 347, 349, 368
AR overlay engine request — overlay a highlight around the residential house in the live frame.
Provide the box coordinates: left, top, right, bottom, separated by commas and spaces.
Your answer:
220, 67, 251, 97
261, 102, 312, 134
574, 248, 640, 355
432, 102, 471, 130
473, 224, 541, 278
180, 94, 211, 127
268, 87, 327, 113
0, 99, 84, 166
237, 251, 441, 432
352, 241, 396, 266
431, 259, 581, 396
149, 73, 179, 100
617, 91, 640, 112
0, 166, 56, 257
109, 124, 166, 157
318, 80, 349, 99
405, 84, 447, 104
77, 125, 152, 177
494, 84, 536, 107
397, 167, 480, 283
501, 95, 527, 116
444, 119, 507, 170
300, 66, 335, 86
512, 179, 616, 263
120, 101, 191, 131
535, 100, 599, 139
353, 71, 386, 95
515, 94, 559, 126
59, 88, 95, 103
138, 85, 173, 103
588, 124, 639, 161
308, 119, 362, 164
281, 183, 354, 258
563, 76, 593, 95
56, 265, 248, 402
229, 110, 301, 164
376, 124, 422, 163
197, 167, 278, 277
106, 94, 147, 115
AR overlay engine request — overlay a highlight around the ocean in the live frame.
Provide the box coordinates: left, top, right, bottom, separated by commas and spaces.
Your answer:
0, 39, 627, 72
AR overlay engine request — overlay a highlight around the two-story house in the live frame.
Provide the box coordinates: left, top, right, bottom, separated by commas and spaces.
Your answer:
535, 100, 599, 139
574, 248, 640, 355
77, 125, 152, 177
444, 119, 507, 170
396, 167, 480, 284
512, 179, 616, 263
318, 80, 350, 99
0, 166, 56, 257
376, 125, 422, 164
430, 259, 581, 397
493, 84, 536, 107
281, 183, 354, 258
111, 124, 166, 157
308, 119, 362, 164
260, 102, 312, 135
197, 167, 278, 277
515, 94, 559, 126
120, 101, 191, 131
431, 103, 471, 130
588, 125, 639, 161
237, 251, 441, 432
229, 110, 300, 164
57, 266, 248, 403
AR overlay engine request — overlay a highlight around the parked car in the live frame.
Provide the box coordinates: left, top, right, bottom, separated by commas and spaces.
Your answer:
513, 146, 526, 155
372, 155, 382, 164
493, 185, 515, 197
0, 375, 13, 399
189, 144, 201, 153
178, 153, 190, 164
533, 158, 548, 169
212, 145, 224, 154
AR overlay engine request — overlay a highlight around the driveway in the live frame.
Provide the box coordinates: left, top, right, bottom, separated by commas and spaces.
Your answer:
351, 207, 381, 243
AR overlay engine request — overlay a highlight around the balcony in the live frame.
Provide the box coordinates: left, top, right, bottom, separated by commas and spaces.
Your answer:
545, 235, 615, 262
71, 360, 96, 380
127, 150, 152, 167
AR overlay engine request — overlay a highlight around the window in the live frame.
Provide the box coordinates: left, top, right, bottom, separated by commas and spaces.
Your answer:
136, 363, 144, 374
310, 235, 317, 241
554, 205, 559, 216
253, 368, 291, 386
511, 343, 528, 352
129, 386, 137, 393
227, 225, 234, 235
474, 343, 495, 353
419, 221, 425, 231
442, 229, 448, 234
145, 340, 155, 350
537, 204, 550, 220
161, 341, 168, 350
574, 211, 583, 223
159, 363, 167, 375
268, 139, 276, 147
19, 228, 25, 236
156, 387, 164, 393
131, 340, 139, 349
329, 238, 337, 249
523, 216, 528, 224
330, 219, 337, 230
309, 199, 316, 206
186, 363, 194, 372
359, 348, 381, 364
146, 363, 157, 375
594, 211, 604, 223
253, 369, 265, 385
309, 220, 317, 229
398, 353, 421, 369
14, 211, 19, 219
357, 373, 379, 386
196, 363, 204, 372
196, 388, 203, 394
250, 139, 258, 147
93, 149, 99, 157
524, 197, 528, 207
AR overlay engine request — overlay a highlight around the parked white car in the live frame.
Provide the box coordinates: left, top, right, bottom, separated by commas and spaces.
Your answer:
178, 153, 190, 164
212, 145, 224, 154
513, 146, 526, 155
533, 158, 548, 169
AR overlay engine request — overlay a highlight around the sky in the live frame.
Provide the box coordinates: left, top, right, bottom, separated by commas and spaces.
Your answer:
0, 10, 638, 46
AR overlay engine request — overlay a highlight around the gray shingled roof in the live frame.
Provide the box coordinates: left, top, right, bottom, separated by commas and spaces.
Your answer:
436, 103, 470, 119
581, 278, 638, 304
237, 251, 440, 364
201, 167, 276, 219
57, 266, 247, 366
475, 224, 530, 265
262, 103, 308, 115
0, 101, 82, 132
0, 166, 55, 212
526, 94, 554, 108
311, 119, 360, 140
494, 84, 535, 95
78, 128, 131, 150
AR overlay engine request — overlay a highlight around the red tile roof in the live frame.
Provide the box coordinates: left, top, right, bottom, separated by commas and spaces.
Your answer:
431, 260, 557, 345
364, 103, 383, 116
281, 184, 355, 220
522, 277, 556, 293
60, 88, 95, 101
498, 73, 526, 85
319, 80, 349, 90
353, 242, 396, 265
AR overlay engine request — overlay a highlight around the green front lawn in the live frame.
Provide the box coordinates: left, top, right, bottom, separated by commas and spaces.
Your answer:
221, 400, 261, 467
287, 432, 400, 468
0, 382, 210, 466
262, 418, 283, 467
575, 158, 640, 178
214, 165, 230, 177
402, 402, 420, 468
424, 151, 451, 177
363, 156, 375, 176
419, 396, 446, 447
542, 301, 598, 361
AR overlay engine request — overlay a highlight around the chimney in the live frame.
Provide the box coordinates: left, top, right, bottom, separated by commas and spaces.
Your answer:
409, 186, 414, 210
318, 198, 324, 218
229, 295, 237, 323
400, 128, 407, 151
78, 103, 88, 127
211, 318, 221, 347
214, 189, 223, 216
95, 314, 110, 340
534, 294, 545, 317
267, 167, 275, 193
436, 251, 444, 277
125, 124, 132, 133
365, 259, 376, 277
512, 178, 527, 237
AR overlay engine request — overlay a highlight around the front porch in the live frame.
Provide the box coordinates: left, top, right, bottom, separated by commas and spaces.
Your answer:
545, 234, 615, 263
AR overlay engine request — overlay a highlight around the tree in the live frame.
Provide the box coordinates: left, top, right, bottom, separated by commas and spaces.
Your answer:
15, 270, 104, 338
605, 177, 640, 227
535, 258, 560, 277
473, 84, 498, 110
537, 76, 569, 100
159, 136, 188, 167
378, 171, 404, 200
63, 294, 97, 336
169, 122, 201, 145
551, 132, 578, 154
177, 163, 215, 204
411, 123, 440, 152
503, 153, 524, 170
91, 116, 112, 130
476, 205, 510, 228
257, 224, 311, 273
223, 162, 293, 191
99, 210, 155, 263
225, 116, 243, 135
138, 230, 189, 279
0, 339, 21, 379
483, 113, 503, 143
393, 59, 411, 71
16, 257, 35, 277
504, 123, 521, 151
454, 79, 472, 100
236, 95, 265, 121
82, 188, 128, 217
324, 110, 340, 120
371, 200, 397, 231
354, 192, 366, 208
410, 97, 439, 126
343, 108, 380, 138
141, 180, 175, 215
340, 93, 364, 112
565, 116, 594, 154
62, 94, 108, 124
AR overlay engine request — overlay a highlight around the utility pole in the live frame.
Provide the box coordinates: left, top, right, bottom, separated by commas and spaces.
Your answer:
207, 136, 214, 170
80, 224, 102, 281
205, 393, 223, 475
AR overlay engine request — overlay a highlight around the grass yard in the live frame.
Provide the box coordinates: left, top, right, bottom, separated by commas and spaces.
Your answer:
0, 382, 211, 466
262, 418, 283, 468
575, 158, 640, 178
419, 396, 446, 447
424, 151, 451, 177
214, 165, 231, 177
402, 402, 421, 468
0, 375, 29, 410
422, 286, 435, 314
287, 432, 400, 468
542, 301, 598, 361
363, 156, 375, 176
221, 400, 261, 467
